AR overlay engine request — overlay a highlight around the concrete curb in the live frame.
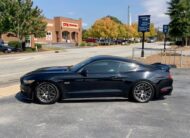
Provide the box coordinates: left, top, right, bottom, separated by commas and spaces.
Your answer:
0, 85, 19, 98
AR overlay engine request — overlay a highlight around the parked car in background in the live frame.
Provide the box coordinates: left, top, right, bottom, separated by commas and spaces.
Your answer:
0, 44, 22, 53
147, 37, 157, 43
84, 38, 97, 43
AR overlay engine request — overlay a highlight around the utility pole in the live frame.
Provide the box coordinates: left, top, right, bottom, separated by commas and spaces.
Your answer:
128, 5, 131, 26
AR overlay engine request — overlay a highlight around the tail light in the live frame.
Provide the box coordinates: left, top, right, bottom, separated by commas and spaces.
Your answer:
168, 72, 173, 79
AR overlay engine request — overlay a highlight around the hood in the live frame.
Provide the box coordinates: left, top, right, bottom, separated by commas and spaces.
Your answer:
25, 66, 72, 76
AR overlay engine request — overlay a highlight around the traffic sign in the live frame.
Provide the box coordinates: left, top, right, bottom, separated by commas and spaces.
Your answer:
138, 15, 151, 32
163, 25, 169, 33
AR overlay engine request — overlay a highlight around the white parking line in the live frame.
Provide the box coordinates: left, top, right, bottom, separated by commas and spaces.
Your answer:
126, 128, 133, 138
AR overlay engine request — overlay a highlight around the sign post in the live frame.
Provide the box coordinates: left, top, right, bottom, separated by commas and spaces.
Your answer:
163, 25, 169, 52
138, 15, 151, 57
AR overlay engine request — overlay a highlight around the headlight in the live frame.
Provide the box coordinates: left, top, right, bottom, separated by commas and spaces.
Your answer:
23, 79, 35, 84
8, 48, 11, 51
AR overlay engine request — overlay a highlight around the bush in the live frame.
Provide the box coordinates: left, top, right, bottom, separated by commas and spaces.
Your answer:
80, 42, 87, 46
8, 41, 22, 49
35, 43, 42, 49
80, 42, 99, 47
25, 47, 35, 52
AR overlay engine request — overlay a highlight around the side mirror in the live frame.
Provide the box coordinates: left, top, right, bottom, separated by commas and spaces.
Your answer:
80, 69, 88, 77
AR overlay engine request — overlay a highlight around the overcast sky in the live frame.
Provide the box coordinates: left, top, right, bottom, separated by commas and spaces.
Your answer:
33, 0, 170, 28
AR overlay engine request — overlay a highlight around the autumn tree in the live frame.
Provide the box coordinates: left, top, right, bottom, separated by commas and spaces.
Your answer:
90, 17, 119, 39
145, 23, 157, 38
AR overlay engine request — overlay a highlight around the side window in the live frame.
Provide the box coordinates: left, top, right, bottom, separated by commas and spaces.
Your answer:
85, 60, 120, 74
119, 62, 138, 73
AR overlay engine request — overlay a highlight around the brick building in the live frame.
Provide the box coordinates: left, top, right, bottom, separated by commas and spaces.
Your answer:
2, 17, 82, 46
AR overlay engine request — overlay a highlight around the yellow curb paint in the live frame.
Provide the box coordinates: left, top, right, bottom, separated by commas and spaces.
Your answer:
0, 85, 20, 98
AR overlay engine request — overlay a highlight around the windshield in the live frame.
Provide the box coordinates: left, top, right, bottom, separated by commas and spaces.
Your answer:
71, 57, 92, 71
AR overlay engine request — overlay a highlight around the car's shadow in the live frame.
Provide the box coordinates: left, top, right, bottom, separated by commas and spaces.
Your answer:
59, 98, 129, 103
15, 92, 166, 104
15, 92, 32, 104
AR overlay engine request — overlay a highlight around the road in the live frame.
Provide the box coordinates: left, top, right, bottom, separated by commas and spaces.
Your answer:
0, 69, 190, 138
0, 42, 167, 87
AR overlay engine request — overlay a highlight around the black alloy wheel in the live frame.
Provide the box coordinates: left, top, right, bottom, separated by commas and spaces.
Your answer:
35, 82, 60, 104
132, 81, 154, 103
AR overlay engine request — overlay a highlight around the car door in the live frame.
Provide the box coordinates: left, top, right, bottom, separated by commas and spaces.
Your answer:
78, 60, 125, 97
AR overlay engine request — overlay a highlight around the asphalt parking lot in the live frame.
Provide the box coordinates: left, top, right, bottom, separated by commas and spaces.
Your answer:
0, 68, 190, 138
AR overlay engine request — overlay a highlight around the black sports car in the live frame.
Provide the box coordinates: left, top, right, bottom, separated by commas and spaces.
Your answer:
20, 55, 173, 104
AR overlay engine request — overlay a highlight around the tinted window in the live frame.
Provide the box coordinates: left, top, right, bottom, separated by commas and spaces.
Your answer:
119, 62, 137, 73
84, 60, 120, 74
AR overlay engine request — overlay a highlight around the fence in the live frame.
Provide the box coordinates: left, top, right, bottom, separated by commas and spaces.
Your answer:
132, 48, 190, 68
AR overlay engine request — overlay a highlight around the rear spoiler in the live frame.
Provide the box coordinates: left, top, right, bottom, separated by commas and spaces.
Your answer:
151, 63, 171, 72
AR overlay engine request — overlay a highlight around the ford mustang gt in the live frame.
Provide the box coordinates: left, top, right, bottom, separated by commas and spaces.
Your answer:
20, 55, 173, 104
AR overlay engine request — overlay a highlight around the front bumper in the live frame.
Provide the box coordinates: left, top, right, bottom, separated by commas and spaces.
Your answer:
20, 84, 34, 100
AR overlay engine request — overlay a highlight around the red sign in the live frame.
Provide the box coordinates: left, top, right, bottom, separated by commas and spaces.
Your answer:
62, 22, 78, 29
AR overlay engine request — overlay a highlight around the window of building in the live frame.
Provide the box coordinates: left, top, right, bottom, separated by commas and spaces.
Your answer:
46, 32, 52, 41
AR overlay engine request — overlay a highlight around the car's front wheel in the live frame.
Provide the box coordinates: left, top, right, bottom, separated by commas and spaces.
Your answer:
132, 81, 154, 103
35, 82, 60, 104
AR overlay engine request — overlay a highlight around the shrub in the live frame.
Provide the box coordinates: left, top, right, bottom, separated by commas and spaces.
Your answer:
8, 41, 22, 48
80, 42, 87, 46
35, 43, 42, 49
25, 47, 35, 52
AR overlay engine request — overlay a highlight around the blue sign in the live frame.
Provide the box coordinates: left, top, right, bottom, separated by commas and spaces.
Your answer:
163, 25, 169, 33
138, 15, 151, 32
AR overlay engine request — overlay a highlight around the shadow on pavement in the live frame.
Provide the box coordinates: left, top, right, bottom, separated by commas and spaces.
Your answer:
14, 92, 166, 104
15, 92, 32, 104
59, 98, 129, 103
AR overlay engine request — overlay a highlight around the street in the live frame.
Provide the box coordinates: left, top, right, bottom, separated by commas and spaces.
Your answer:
0, 42, 167, 87
0, 69, 190, 138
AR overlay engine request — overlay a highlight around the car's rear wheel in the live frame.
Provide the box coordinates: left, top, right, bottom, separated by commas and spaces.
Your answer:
132, 81, 154, 103
35, 82, 60, 104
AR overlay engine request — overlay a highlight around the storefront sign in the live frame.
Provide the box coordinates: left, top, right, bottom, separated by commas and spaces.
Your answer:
62, 22, 78, 29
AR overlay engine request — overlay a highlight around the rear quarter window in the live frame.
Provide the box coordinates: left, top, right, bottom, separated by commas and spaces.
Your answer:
119, 62, 139, 73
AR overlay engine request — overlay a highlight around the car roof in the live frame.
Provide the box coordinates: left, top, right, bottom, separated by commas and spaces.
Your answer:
90, 55, 142, 64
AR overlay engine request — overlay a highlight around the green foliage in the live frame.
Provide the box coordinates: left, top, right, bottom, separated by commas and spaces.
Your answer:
35, 43, 42, 49
167, 0, 190, 44
0, 0, 47, 40
80, 42, 87, 46
106, 16, 123, 24
80, 42, 98, 47
82, 29, 89, 39
8, 41, 22, 48
25, 47, 35, 52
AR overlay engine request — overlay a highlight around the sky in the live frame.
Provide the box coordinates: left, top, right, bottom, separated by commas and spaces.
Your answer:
33, 0, 170, 29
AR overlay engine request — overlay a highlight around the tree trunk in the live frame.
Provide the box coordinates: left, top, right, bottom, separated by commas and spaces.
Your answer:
185, 37, 188, 47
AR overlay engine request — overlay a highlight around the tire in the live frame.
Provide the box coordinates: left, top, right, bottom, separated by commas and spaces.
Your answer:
3, 50, 9, 53
35, 82, 60, 104
132, 81, 154, 103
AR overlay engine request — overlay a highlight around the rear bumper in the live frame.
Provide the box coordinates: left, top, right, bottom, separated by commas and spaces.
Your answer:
157, 79, 173, 96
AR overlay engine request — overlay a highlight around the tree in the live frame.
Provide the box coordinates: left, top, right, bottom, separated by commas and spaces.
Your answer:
167, 0, 190, 46
0, 0, 12, 37
145, 23, 157, 38
0, 0, 47, 47
90, 17, 119, 39
106, 15, 123, 25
